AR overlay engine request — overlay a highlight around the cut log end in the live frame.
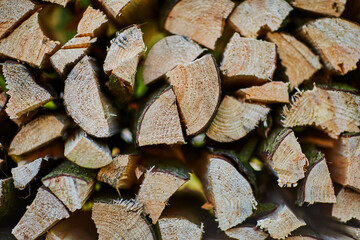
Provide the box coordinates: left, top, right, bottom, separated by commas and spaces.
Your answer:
166, 54, 221, 136
164, 0, 235, 49
332, 188, 360, 222
12, 158, 43, 190
225, 226, 268, 240
158, 217, 203, 240
206, 95, 270, 143
291, 0, 346, 17
137, 87, 185, 147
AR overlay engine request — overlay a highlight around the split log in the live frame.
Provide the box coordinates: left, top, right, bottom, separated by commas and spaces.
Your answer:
97, 154, 140, 190
325, 133, 360, 191
164, 0, 234, 50
11, 158, 43, 190
290, 0, 346, 17
265, 32, 322, 90
257, 204, 306, 239
9, 114, 69, 156
220, 33, 277, 85
103, 25, 145, 102
136, 160, 190, 223
166, 54, 221, 136
43, 0, 71, 7
136, 87, 185, 147
64, 56, 120, 138
92, 199, 156, 240
42, 161, 96, 212
50, 6, 107, 76
206, 95, 270, 143
282, 86, 360, 138
235, 81, 289, 104
12, 187, 70, 240
143, 35, 204, 85
0, 0, 37, 39
332, 188, 360, 222
229, 0, 293, 38
64, 129, 113, 169
259, 127, 309, 187
0, 177, 15, 219
296, 147, 336, 206
1, 61, 53, 119
46, 211, 97, 240
158, 217, 203, 240
298, 18, 360, 75
197, 154, 257, 231
0, 12, 60, 68
225, 226, 268, 240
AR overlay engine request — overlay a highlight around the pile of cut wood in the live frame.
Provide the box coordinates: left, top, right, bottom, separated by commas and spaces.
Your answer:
1, 0, 360, 239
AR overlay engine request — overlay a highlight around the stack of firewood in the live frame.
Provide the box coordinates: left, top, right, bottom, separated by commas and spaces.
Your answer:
1, 0, 360, 239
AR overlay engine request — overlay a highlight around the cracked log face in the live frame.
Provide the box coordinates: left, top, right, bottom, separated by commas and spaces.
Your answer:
164, 0, 235, 49
290, 0, 346, 17
158, 217, 203, 240
332, 188, 360, 222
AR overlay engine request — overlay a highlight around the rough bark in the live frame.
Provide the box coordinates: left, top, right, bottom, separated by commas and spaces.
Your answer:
0, 11, 59, 68
136, 87, 185, 147
260, 127, 309, 187
235, 81, 289, 104
9, 114, 69, 156
221, 33, 277, 85
42, 161, 96, 212
0, 177, 15, 219
64, 56, 120, 138
266, 32, 322, 90
166, 54, 221, 136
143, 35, 204, 85
64, 129, 113, 169
92, 199, 156, 240
206, 95, 270, 143
12, 187, 70, 240
164, 0, 235, 50
229, 0, 293, 38
298, 18, 360, 75
282, 86, 360, 138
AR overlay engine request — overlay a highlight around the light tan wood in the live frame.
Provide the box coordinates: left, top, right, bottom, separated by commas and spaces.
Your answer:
257, 204, 306, 239
282, 86, 360, 138
204, 156, 257, 231
225, 226, 268, 240
103, 25, 145, 97
42, 161, 96, 212
166, 54, 221, 136
136, 168, 188, 224
158, 217, 203, 240
64, 129, 113, 169
0, 12, 59, 68
137, 88, 185, 147
9, 114, 69, 156
229, 0, 293, 38
266, 32, 322, 89
97, 154, 140, 189
64, 56, 120, 138
332, 188, 360, 222
11, 158, 43, 190
206, 95, 270, 143
326, 133, 360, 191
260, 128, 309, 187
1, 61, 53, 119
291, 0, 346, 17
77, 6, 107, 37
0, 0, 36, 39
12, 187, 70, 240
97, 0, 130, 19
143, 35, 204, 85
50, 6, 107, 76
235, 82, 289, 104
297, 150, 336, 205
164, 0, 234, 50
221, 33, 276, 84
298, 18, 360, 75
43, 0, 71, 7
92, 199, 156, 240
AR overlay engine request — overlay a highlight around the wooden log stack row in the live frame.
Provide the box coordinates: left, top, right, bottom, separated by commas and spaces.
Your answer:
0, 0, 360, 239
